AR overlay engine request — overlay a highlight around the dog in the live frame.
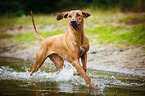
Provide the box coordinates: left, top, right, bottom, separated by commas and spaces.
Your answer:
29, 10, 97, 88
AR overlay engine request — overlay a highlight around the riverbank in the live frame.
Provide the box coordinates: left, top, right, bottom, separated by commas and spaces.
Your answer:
0, 36, 145, 76
0, 11, 145, 76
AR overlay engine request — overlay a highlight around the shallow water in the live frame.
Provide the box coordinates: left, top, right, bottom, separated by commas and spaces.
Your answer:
0, 57, 145, 96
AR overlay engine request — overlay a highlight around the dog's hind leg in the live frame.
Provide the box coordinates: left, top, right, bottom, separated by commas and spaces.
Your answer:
29, 43, 48, 75
49, 54, 64, 72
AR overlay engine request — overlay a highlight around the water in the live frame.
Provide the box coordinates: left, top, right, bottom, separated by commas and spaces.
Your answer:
0, 57, 145, 96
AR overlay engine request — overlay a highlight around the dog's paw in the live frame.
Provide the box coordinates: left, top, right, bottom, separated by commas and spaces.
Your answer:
28, 72, 33, 76
89, 83, 99, 89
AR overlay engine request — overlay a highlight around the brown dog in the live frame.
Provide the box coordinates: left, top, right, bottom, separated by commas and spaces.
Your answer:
29, 10, 97, 88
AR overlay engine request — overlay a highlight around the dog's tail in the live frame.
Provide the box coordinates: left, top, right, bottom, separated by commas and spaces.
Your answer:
31, 10, 45, 41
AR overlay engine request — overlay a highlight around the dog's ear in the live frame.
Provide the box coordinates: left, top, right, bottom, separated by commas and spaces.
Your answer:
82, 11, 90, 18
57, 12, 69, 20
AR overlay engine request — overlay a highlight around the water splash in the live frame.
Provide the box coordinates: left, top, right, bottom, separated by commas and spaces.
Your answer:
0, 64, 144, 91
0, 57, 145, 95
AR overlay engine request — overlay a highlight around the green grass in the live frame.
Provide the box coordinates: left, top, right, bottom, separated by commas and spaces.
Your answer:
84, 7, 123, 24
0, 18, 17, 27
86, 24, 145, 45
0, 33, 14, 39
0, 13, 67, 27
119, 14, 145, 23
129, 25, 145, 44
14, 29, 65, 45
0, 8, 144, 46
12, 24, 145, 46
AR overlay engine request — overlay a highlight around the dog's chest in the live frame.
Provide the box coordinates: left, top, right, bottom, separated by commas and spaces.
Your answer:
80, 45, 86, 56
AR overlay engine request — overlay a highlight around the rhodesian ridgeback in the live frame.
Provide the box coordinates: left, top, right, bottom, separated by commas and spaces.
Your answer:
29, 10, 97, 88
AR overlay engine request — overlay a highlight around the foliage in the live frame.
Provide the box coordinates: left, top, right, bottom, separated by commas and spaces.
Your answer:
0, 0, 145, 17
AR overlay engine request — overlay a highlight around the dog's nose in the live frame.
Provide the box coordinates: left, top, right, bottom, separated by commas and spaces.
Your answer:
71, 19, 76, 23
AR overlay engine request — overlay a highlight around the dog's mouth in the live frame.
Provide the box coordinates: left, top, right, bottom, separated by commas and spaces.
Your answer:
70, 20, 80, 29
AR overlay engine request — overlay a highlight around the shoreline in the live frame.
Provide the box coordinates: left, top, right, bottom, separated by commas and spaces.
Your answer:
1, 41, 145, 76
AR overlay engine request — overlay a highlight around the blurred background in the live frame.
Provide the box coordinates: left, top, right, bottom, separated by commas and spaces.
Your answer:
0, 0, 145, 60
0, 0, 145, 16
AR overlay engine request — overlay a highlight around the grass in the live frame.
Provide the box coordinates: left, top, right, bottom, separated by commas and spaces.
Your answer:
119, 14, 145, 23
0, 33, 14, 39
86, 24, 145, 45
0, 13, 67, 27
84, 7, 123, 24
11, 24, 144, 46
0, 8, 145, 46
14, 29, 65, 45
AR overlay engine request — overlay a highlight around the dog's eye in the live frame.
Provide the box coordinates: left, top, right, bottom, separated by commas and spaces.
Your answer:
69, 15, 72, 18
77, 13, 80, 17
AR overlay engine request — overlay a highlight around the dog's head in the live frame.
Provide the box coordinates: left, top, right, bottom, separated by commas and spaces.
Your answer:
57, 10, 90, 29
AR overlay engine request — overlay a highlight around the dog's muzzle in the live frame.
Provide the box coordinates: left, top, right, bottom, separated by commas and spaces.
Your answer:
70, 19, 80, 29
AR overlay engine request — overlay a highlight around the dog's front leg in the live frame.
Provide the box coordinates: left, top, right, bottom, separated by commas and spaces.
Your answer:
68, 48, 96, 88
81, 53, 87, 72
71, 58, 97, 88
72, 59, 91, 84
73, 53, 87, 75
